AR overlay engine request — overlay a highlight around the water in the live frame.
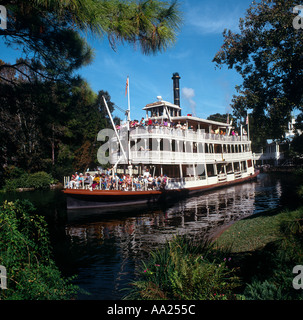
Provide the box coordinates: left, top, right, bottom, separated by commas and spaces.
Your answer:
0, 173, 302, 299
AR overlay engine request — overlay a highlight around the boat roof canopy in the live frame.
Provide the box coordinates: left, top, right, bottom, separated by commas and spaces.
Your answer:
172, 116, 231, 128
143, 100, 181, 110
142, 100, 231, 128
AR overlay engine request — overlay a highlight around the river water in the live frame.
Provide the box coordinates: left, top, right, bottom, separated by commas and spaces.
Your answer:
1, 173, 302, 300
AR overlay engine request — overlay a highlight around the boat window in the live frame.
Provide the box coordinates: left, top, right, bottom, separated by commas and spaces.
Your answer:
216, 163, 225, 174
160, 139, 163, 151
247, 159, 252, 168
149, 138, 157, 150
234, 162, 240, 171
241, 161, 247, 172
159, 107, 163, 116
226, 163, 233, 174
214, 144, 222, 153
205, 144, 209, 153
206, 164, 216, 177
196, 164, 206, 178
172, 139, 176, 152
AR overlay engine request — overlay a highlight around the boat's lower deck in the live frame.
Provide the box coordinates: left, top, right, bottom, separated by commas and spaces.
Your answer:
64, 169, 259, 209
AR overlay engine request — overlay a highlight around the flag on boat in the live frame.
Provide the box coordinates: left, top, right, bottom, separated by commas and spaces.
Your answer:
246, 115, 249, 125
125, 77, 129, 96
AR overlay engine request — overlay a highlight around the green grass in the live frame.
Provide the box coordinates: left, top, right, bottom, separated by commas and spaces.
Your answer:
215, 207, 303, 300
215, 208, 303, 253
215, 209, 286, 253
126, 206, 303, 300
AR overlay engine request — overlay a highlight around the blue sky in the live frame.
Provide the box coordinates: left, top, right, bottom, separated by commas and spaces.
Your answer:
80, 0, 254, 121
0, 0, 254, 121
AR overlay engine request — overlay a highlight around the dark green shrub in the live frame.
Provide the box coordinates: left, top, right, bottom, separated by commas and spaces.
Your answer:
125, 236, 240, 300
244, 209, 303, 300
4, 171, 53, 191
0, 200, 79, 300
26, 171, 53, 189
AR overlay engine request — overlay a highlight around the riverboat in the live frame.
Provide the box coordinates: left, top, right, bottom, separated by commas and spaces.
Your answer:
63, 73, 259, 209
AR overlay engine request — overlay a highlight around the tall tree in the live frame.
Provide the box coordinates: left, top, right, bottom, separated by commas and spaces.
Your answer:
0, 0, 183, 176
0, 0, 182, 83
213, 0, 303, 141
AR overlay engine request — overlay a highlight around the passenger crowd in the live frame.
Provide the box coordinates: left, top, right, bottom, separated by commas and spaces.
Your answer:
67, 169, 168, 191
116, 118, 195, 131
115, 118, 246, 137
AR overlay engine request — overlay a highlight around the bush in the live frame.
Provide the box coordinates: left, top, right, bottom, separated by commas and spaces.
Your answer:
26, 172, 53, 189
0, 200, 79, 300
243, 209, 303, 300
125, 236, 240, 300
4, 171, 53, 191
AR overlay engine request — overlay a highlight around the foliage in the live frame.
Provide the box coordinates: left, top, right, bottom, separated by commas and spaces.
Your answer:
0, 0, 183, 176
290, 134, 303, 158
125, 235, 240, 300
244, 211, 303, 300
4, 171, 53, 191
207, 113, 228, 123
213, 0, 303, 141
216, 207, 303, 300
0, 64, 118, 175
0, 0, 182, 84
0, 200, 79, 299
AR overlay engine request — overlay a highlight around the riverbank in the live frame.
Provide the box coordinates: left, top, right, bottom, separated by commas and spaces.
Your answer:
126, 205, 303, 300
214, 207, 293, 252
215, 206, 303, 299
258, 164, 303, 173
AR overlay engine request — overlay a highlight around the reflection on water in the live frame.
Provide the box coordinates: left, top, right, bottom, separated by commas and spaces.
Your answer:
0, 173, 301, 299
62, 173, 302, 299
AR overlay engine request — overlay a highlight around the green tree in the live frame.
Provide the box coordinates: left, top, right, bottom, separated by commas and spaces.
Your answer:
0, 0, 182, 83
0, 200, 79, 299
207, 113, 228, 123
0, 63, 117, 175
213, 0, 303, 140
0, 0, 183, 177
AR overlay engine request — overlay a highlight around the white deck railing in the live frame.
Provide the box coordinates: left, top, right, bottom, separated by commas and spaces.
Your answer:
128, 127, 248, 142
110, 150, 253, 165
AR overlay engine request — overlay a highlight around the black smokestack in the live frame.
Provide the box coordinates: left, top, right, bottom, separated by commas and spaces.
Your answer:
172, 72, 181, 108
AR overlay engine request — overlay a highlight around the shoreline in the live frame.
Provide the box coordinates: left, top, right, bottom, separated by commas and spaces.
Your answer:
209, 221, 236, 242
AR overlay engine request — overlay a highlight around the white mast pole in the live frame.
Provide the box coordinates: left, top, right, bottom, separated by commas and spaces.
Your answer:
102, 96, 128, 164
127, 76, 131, 121
247, 111, 250, 141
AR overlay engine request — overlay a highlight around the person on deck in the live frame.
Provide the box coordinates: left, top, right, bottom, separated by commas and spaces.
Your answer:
84, 173, 93, 189
91, 174, 100, 190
